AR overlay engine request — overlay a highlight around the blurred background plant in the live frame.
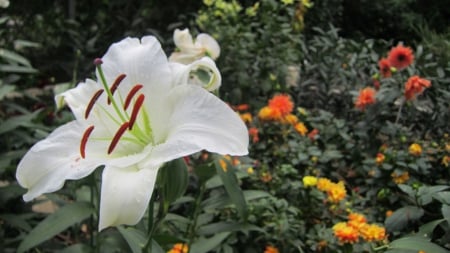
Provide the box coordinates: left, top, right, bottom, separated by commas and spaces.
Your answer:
1, 0, 450, 252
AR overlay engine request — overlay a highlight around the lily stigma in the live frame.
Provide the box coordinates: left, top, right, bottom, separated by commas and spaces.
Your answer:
16, 36, 248, 230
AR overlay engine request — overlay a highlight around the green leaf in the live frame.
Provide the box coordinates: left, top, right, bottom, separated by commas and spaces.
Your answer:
214, 157, 247, 220
417, 185, 450, 205
0, 84, 15, 100
0, 109, 42, 135
397, 184, 415, 199
17, 202, 94, 253
117, 226, 146, 253
433, 191, 450, 205
159, 158, 189, 205
0, 48, 32, 66
417, 219, 446, 237
189, 232, 230, 253
0, 64, 37, 73
442, 205, 450, 225
385, 206, 424, 232
388, 236, 449, 253
197, 221, 266, 236
57, 244, 92, 253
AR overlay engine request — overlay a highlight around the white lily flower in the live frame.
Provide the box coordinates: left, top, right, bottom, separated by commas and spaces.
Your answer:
169, 28, 220, 64
16, 36, 248, 230
0, 0, 9, 8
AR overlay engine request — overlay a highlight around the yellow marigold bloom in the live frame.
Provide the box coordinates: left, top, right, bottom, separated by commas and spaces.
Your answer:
408, 143, 422, 156
327, 181, 347, 203
332, 222, 359, 244
348, 213, 367, 229
294, 122, 308, 136
359, 223, 386, 242
391, 171, 410, 184
167, 243, 188, 253
316, 178, 332, 191
247, 167, 254, 174
442, 155, 449, 167
281, 113, 298, 125
219, 159, 228, 172
281, 0, 294, 4
258, 106, 276, 121
376, 153, 385, 165
418, 251, 426, 253
239, 112, 253, 124
303, 176, 318, 187
264, 245, 279, 253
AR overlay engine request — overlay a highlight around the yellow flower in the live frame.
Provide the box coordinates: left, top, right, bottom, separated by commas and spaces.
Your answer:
258, 106, 275, 121
391, 171, 409, 184
281, 114, 298, 125
294, 122, 308, 136
316, 178, 332, 191
303, 176, 318, 187
375, 153, 385, 165
327, 181, 347, 203
442, 155, 450, 167
332, 222, 359, 244
348, 213, 367, 229
408, 143, 422, 156
359, 223, 386, 242
247, 167, 254, 174
239, 112, 253, 124
281, 0, 294, 4
167, 243, 188, 253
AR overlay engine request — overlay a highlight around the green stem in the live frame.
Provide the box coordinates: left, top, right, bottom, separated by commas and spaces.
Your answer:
395, 100, 404, 125
186, 184, 207, 253
96, 64, 127, 122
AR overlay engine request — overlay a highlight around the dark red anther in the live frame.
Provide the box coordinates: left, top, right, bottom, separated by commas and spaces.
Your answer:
128, 94, 145, 130
80, 125, 95, 159
108, 74, 127, 104
124, 84, 143, 110
85, 89, 104, 119
108, 122, 130, 154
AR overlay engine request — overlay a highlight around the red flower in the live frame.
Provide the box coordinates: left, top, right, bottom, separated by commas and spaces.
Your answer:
268, 94, 294, 117
355, 87, 376, 111
378, 58, 392, 78
404, 75, 431, 100
387, 45, 414, 70
248, 127, 259, 143
372, 78, 380, 90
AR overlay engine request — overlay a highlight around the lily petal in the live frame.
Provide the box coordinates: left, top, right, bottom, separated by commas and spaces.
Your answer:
173, 28, 195, 52
98, 165, 159, 230
196, 33, 220, 60
144, 85, 248, 168
169, 57, 222, 91
16, 121, 101, 201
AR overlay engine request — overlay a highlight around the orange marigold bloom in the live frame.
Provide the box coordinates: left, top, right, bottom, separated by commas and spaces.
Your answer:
348, 213, 367, 225
239, 112, 253, 124
359, 223, 386, 242
327, 181, 347, 203
387, 44, 414, 70
385, 210, 393, 217
408, 143, 422, 156
442, 155, 450, 167
258, 106, 277, 121
248, 127, 259, 143
232, 104, 249, 111
355, 87, 376, 111
333, 222, 359, 244
391, 171, 410, 184
167, 243, 188, 253
376, 153, 385, 165
264, 245, 279, 253
281, 113, 298, 125
294, 122, 308, 136
378, 58, 392, 78
316, 178, 332, 191
404, 75, 431, 100
261, 172, 272, 183
268, 94, 294, 117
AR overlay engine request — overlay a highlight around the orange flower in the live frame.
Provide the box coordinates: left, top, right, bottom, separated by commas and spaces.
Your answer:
264, 245, 279, 253
385, 210, 393, 217
348, 213, 367, 226
355, 87, 376, 111
408, 143, 422, 156
332, 222, 359, 244
232, 104, 249, 111
404, 75, 431, 100
268, 94, 294, 117
167, 243, 188, 253
258, 106, 276, 121
281, 113, 298, 125
326, 181, 347, 203
294, 122, 308, 136
376, 153, 385, 165
239, 112, 253, 124
378, 58, 392, 78
248, 127, 259, 143
387, 44, 414, 70
261, 172, 272, 183
442, 155, 450, 167
391, 171, 409, 184
316, 178, 332, 191
359, 223, 386, 242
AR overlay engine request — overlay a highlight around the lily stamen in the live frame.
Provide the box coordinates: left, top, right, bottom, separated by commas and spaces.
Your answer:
108, 122, 130, 154
128, 94, 145, 130
108, 74, 127, 104
124, 84, 143, 110
85, 89, 104, 119
80, 125, 95, 158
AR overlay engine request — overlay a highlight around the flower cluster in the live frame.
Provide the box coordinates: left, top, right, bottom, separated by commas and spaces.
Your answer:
333, 212, 386, 244
305, 177, 347, 203
264, 245, 279, 253
167, 243, 188, 253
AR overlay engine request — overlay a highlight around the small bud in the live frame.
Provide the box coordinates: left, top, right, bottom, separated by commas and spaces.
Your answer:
94, 58, 103, 66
